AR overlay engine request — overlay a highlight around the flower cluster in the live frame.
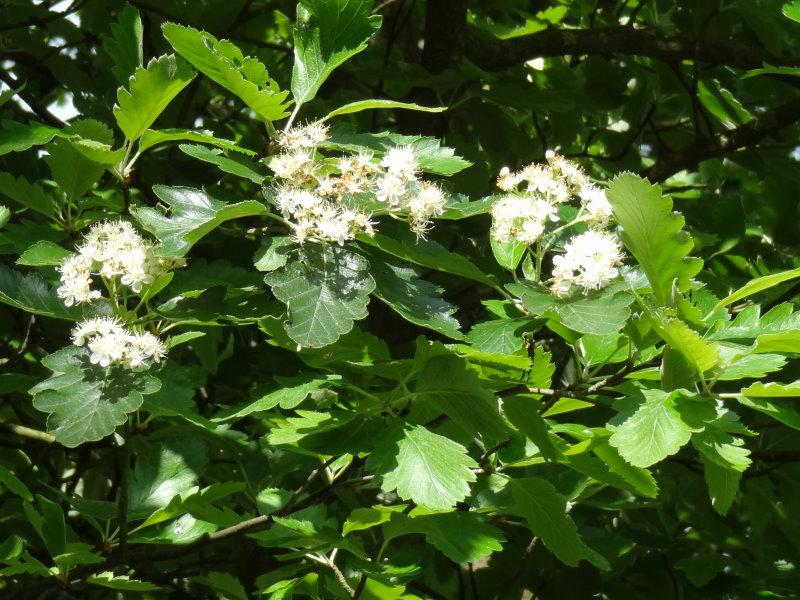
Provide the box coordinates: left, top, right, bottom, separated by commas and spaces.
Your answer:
71, 317, 166, 368
57, 220, 180, 306
491, 152, 623, 297
269, 122, 448, 243
551, 230, 623, 296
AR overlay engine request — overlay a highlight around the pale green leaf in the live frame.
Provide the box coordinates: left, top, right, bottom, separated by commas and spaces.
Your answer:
213, 376, 330, 421
265, 244, 375, 348
784, 0, 800, 23
138, 128, 255, 154
707, 267, 800, 317
44, 120, 115, 201
136, 185, 267, 257
178, 143, 266, 183
736, 395, 800, 430
393, 511, 505, 563
608, 389, 697, 467
291, 0, 382, 105
30, 347, 160, 447
254, 236, 294, 272
740, 381, 800, 397
753, 330, 800, 354
701, 458, 740, 516
321, 99, 445, 121
17, 241, 72, 266
87, 572, 161, 592
368, 424, 477, 510
647, 313, 719, 375
0, 119, 59, 155
491, 237, 526, 271
606, 173, 702, 305
113, 54, 195, 141
103, 4, 144, 84
466, 318, 537, 355
162, 23, 290, 121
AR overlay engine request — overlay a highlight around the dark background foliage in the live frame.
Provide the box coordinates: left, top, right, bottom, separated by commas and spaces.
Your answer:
3, 0, 800, 598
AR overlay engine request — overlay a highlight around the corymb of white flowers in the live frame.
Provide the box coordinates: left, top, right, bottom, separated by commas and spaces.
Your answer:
490, 151, 623, 297
269, 121, 447, 243
56, 220, 176, 369
71, 317, 166, 369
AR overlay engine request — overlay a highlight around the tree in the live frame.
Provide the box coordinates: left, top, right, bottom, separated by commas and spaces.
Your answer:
2, 0, 800, 598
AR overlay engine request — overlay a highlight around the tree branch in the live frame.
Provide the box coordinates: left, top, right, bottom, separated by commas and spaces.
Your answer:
0, 70, 66, 128
646, 96, 800, 181
466, 26, 795, 73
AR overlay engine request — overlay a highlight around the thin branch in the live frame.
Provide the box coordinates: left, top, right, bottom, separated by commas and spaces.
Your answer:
0, 70, 65, 127
646, 96, 800, 180
0, 423, 56, 444
466, 26, 796, 73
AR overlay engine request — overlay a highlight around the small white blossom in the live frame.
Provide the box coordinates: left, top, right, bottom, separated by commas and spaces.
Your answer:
380, 146, 419, 181
375, 174, 408, 206
278, 122, 329, 150
579, 184, 613, 223
551, 230, 623, 296
270, 150, 314, 180
71, 318, 167, 369
491, 195, 559, 244
57, 254, 99, 306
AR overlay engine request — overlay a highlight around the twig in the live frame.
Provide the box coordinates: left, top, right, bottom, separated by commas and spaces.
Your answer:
0, 423, 55, 444
117, 427, 131, 558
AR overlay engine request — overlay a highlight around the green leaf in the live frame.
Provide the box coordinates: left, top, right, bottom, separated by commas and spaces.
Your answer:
254, 236, 294, 272
608, 389, 698, 467
113, 54, 195, 142
647, 312, 719, 376
44, 120, 115, 201
360, 220, 495, 287
193, 571, 248, 600
213, 376, 330, 421
0, 119, 59, 155
508, 282, 633, 335
265, 244, 375, 348
321, 99, 445, 121
128, 437, 208, 518
491, 237, 526, 271
103, 4, 144, 84
509, 477, 583, 567
0, 172, 54, 218
16, 241, 72, 267
0, 264, 83, 320
30, 347, 161, 447
0, 206, 9, 229
369, 256, 463, 339
0, 464, 33, 501
736, 395, 800, 430
291, 0, 382, 106
707, 267, 800, 317
503, 395, 561, 461
87, 572, 160, 592
784, 0, 800, 23
324, 123, 472, 176
343, 506, 399, 535
701, 458, 741, 516
162, 23, 290, 121
606, 173, 702, 306
741, 381, 800, 397
138, 128, 255, 154
136, 185, 267, 257
466, 318, 536, 355
178, 143, 267, 183
591, 438, 659, 498
413, 354, 512, 440
394, 511, 505, 563
368, 424, 477, 510
753, 330, 800, 354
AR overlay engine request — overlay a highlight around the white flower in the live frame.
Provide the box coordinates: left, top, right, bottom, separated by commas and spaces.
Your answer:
72, 318, 166, 368
380, 146, 419, 180
71, 317, 126, 346
491, 195, 559, 244
57, 254, 99, 306
579, 184, 613, 223
497, 166, 522, 191
316, 212, 353, 246
408, 183, 446, 219
551, 230, 623, 296
87, 332, 128, 367
278, 122, 329, 150
375, 174, 408, 206
270, 150, 313, 179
